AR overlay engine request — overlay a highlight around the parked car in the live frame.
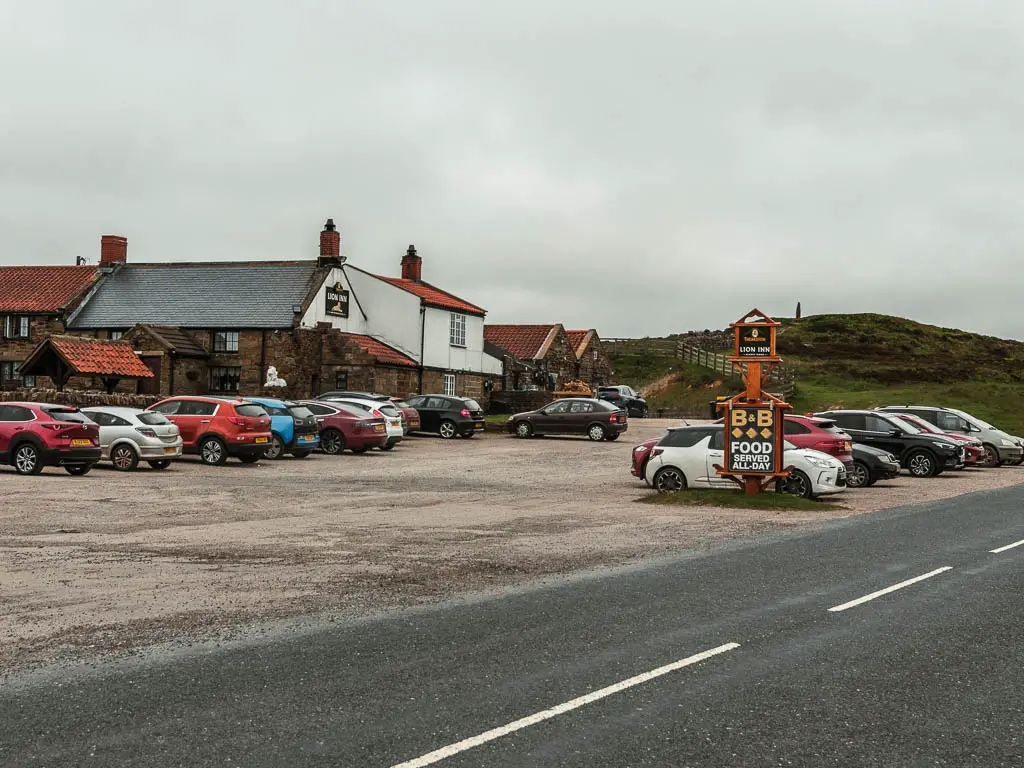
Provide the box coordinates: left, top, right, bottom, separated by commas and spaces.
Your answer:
889, 412, 982, 467
597, 385, 648, 417
781, 415, 854, 467
643, 425, 846, 499
847, 444, 902, 488
318, 396, 403, 449
80, 406, 183, 471
404, 395, 485, 439
1008, 436, 1024, 466
0, 402, 100, 475
877, 405, 1023, 468
631, 436, 660, 480
389, 399, 421, 434
509, 397, 628, 441
814, 410, 963, 477
245, 397, 320, 459
298, 400, 389, 454
148, 396, 272, 465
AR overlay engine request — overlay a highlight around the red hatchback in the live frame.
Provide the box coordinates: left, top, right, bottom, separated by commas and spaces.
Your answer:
148, 396, 272, 465
892, 413, 982, 466
784, 415, 854, 466
300, 400, 389, 454
0, 402, 101, 475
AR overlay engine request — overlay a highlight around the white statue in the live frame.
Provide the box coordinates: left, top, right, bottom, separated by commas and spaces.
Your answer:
264, 365, 287, 388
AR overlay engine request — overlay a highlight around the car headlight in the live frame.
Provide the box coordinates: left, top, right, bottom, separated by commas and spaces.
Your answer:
805, 456, 833, 468
1000, 439, 1015, 447
633, 446, 648, 453
886, 454, 898, 462
931, 441, 955, 450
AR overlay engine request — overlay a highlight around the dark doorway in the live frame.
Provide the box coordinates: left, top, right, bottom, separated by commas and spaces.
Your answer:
138, 356, 161, 395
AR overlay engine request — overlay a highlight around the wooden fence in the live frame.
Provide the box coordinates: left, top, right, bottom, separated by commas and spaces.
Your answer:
676, 341, 796, 400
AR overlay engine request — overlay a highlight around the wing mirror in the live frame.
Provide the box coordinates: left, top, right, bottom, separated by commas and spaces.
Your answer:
889, 429, 903, 438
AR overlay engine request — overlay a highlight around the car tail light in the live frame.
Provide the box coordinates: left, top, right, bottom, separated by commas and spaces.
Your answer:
42, 423, 71, 432
460, 408, 471, 418
227, 416, 248, 426
355, 421, 373, 428
135, 427, 158, 438
651, 448, 664, 457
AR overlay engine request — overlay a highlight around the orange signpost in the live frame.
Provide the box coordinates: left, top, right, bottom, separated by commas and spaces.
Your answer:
715, 309, 792, 495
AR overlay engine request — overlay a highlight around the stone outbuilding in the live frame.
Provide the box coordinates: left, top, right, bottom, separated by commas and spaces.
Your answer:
566, 329, 613, 387
483, 324, 578, 391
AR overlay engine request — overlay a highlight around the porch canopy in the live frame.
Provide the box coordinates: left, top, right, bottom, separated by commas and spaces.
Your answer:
20, 335, 155, 393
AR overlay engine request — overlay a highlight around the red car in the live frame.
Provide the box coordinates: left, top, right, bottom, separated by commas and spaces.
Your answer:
784, 415, 854, 466
892, 413, 982, 466
300, 400, 389, 454
0, 402, 100, 475
389, 398, 421, 434
148, 396, 272, 465
631, 437, 660, 480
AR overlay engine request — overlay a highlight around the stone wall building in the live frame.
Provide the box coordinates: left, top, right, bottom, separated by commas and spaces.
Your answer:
483, 324, 578, 391
566, 329, 613, 387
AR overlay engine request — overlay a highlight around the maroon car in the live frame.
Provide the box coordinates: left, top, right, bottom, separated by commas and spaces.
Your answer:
631, 437, 659, 480
300, 400, 388, 454
389, 398, 421, 434
0, 402, 101, 475
509, 397, 628, 441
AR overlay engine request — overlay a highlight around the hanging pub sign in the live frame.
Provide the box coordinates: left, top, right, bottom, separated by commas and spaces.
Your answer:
731, 308, 779, 360
325, 283, 349, 318
724, 402, 783, 475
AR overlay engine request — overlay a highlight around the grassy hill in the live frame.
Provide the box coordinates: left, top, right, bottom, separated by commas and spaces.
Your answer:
608, 314, 1024, 434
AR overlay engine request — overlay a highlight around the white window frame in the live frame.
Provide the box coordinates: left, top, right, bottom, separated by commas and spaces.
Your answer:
109, 330, 124, 341
449, 313, 466, 348
2, 316, 30, 340
443, 373, 456, 396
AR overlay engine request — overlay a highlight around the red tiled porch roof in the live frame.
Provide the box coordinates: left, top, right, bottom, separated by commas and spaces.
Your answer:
45, 336, 154, 377
0, 266, 97, 312
343, 333, 417, 368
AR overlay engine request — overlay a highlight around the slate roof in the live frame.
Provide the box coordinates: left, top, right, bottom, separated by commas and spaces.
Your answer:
22, 336, 154, 378
342, 333, 417, 367
375, 277, 485, 316
128, 325, 208, 357
0, 266, 97, 313
483, 324, 559, 360
69, 262, 324, 329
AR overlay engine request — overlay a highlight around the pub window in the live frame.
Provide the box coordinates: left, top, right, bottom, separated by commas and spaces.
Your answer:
443, 372, 456, 396
2, 316, 30, 340
213, 331, 240, 353
0, 361, 34, 388
109, 330, 124, 341
335, 371, 349, 390
209, 366, 241, 393
449, 313, 466, 347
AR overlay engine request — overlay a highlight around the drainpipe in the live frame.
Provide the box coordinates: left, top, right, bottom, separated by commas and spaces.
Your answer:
168, 352, 176, 395
260, 330, 267, 389
417, 305, 426, 393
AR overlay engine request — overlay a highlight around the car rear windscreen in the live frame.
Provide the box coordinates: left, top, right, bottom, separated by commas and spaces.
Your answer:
464, 399, 482, 412
234, 404, 268, 418
44, 408, 90, 423
287, 405, 315, 420
136, 412, 170, 426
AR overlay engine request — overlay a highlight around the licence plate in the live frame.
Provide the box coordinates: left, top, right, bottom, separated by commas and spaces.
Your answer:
374, 425, 386, 432
255, 437, 269, 444
474, 422, 483, 429
410, 421, 420, 427
390, 420, 401, 427
163, 447, 178, 455
71, 438, 92, 446
303, 435, 316, 441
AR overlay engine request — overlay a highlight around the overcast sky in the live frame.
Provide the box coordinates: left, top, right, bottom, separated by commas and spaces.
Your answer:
2, 1, 1022, 339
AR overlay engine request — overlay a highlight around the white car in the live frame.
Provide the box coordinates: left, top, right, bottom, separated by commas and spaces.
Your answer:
80, 406, 184, 471
644, 425, 847, 499
317, 397, 404, 450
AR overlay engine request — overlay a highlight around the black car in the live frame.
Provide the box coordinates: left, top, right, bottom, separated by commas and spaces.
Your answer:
597, 385, 647, 417
404, 395, 484, 439
847, 444, 901, 488
815, 410, 963, 478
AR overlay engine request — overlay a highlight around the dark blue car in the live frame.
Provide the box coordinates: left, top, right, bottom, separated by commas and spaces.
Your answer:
246, 397, 320, 459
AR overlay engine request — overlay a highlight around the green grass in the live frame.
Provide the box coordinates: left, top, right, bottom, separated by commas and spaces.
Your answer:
643, 361, 744, 415
605, 339, 680, 388
638, 489, 841, 511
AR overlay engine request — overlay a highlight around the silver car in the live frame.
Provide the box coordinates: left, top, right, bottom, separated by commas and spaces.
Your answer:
81, 406, 184, 471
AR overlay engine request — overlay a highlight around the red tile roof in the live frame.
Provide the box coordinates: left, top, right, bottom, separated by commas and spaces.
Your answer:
343, 333, 417, 368
566, 330, 588, 353
0, 266, 97, 313
483, 325, 558, 360
48, 336, 154, 377
375, 277, 485, 316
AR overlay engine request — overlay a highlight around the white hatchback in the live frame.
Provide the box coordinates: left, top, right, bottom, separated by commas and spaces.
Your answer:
644, 425, 847, 499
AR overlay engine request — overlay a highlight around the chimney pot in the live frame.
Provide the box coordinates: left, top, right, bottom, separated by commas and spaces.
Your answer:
401, 243, 422, 282
100, 235, 128, 265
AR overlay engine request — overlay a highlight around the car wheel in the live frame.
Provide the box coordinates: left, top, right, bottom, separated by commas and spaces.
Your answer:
907, 450, 936, 477
292, 450, 312, 459
439, 420, 457, 439
238, 454, 261, 464
199, 436, 228, 466
320, 429, 345, 455
980, 444, 1001, 468
587, 424, 607, 442
147, 460, 172, 470
653, 466, 687, 493
65, 464, 93, 476
515, 421, 533, 438
265, 436, 285, 460
782, 469, 813, 498
13, 443, 43, 475
110, 443, 140, 471
847, 460, 871, 488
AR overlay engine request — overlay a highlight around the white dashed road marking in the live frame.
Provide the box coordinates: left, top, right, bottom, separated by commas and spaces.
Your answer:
990, 538, 1024, 554
828, 567, 953, 613
388, 642, 741, 768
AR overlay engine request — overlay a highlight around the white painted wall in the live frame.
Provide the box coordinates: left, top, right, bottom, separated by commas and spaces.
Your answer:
299, 267, 370, 335
422, 308, 502, 375
342, 267, 423, 360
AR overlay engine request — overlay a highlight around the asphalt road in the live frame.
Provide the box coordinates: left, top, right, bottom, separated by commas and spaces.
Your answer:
2, 484, 1022, 767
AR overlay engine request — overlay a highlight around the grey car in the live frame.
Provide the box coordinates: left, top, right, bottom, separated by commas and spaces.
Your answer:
81, 406, 184, 471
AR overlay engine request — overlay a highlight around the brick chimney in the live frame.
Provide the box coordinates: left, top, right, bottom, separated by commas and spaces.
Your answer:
400, 244, 422, 282
320, 219, 340, 256
100, 235, 127, 265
